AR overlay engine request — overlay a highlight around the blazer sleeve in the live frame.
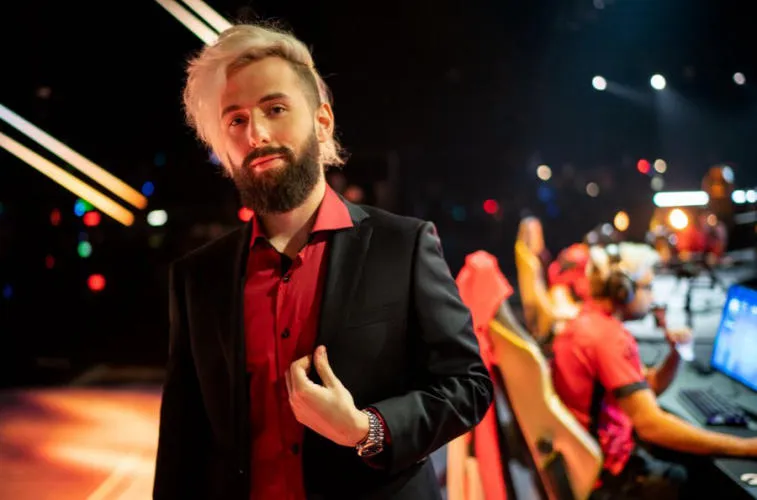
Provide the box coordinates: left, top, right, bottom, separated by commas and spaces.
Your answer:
153, 261, 212, 499
371, 222, 494, 474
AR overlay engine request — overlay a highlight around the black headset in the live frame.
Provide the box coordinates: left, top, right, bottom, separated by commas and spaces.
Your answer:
602, 244, 636, 305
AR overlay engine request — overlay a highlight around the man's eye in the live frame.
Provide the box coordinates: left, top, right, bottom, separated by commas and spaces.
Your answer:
269, 105, 286, 115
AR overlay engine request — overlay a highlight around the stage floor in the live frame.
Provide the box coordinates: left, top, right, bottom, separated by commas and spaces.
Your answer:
0, 384, 161, 500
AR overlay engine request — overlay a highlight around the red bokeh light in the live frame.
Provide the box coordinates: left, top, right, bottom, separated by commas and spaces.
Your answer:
238, 207, 254, 222
483, 199, 500, 215
87, 274, 106, 292
50, 208, 61, 226
82, 211, 101, 227
637, 159, 651, 174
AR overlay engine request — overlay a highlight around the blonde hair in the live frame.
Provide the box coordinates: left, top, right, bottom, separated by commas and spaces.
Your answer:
587, 243, 660, 297
182, 23, 345, 170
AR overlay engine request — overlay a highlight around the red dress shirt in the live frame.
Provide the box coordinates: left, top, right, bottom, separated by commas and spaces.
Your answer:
244, 186, 353, 500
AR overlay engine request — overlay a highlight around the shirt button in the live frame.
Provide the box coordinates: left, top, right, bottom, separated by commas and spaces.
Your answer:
291, 443, 300, 455
281, 328, 290, 339
282, 274, 290, 283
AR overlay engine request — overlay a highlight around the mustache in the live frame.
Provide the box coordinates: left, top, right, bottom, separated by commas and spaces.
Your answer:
242, 146, 295, 170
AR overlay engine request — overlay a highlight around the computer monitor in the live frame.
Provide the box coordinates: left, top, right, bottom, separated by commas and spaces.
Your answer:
710, 284, 757, 392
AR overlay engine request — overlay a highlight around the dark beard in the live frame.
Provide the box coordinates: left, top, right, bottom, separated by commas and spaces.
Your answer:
229, 133, 321, 214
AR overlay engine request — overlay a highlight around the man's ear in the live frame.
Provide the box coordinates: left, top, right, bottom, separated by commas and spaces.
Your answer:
315, 102, 334, 143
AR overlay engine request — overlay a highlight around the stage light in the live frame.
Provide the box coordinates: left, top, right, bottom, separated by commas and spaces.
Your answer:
83, 211, 101, 227
142, 181, 155, 197
482, 199, 499, 215
650, 74, 666, 90
78, 241, 93, 258
653, 191, 709, 207
614, 211, 629, 232
50, 208, 61, 226
653, 159, 667, 174
536, 164, 552, 181
153, 0, 220, 45
0, 104, 147, 209
87, 274, 106, 292
45, 255, 55, 269
0, 132, 134, 226
451, 206, 466, 222
637, 159, 651, 174
74, 200, 87, 217
586, 182, 600, 197
238, 207, 254, 222
147, 209, 168, 227
734, 72, 746, 85
721, 166, 734, 183
592, 76, 607, 91
182, 0, 232, 32
669, 209, 688, 230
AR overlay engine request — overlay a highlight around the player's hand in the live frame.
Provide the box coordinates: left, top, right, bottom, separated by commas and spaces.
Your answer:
664, 327, 693, 348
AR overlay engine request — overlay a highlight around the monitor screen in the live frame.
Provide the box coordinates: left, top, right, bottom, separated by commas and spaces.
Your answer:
711, 285, 757, 392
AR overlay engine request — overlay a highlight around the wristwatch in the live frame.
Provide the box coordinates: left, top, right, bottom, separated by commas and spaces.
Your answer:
355, 409, 385, 457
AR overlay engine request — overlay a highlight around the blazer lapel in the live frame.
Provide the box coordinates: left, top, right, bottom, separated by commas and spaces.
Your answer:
316, 202, 371, 348
226, 222, 252, 476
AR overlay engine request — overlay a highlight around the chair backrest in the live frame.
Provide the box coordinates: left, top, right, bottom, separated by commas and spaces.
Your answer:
489, 318, 603, 500
446, 432, 485, 500
515, 239, 555, 340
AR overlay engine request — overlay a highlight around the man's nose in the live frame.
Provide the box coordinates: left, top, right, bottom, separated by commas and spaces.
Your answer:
246, 120, 270, 147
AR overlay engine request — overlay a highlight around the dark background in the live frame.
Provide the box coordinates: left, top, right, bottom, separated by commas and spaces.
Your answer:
1, 0, 756, 386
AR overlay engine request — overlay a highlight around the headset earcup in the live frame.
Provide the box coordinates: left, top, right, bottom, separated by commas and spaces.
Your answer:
608, 271, 634, 304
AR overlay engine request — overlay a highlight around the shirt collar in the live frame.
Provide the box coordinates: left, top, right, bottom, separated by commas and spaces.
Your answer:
249, 184, 353, 247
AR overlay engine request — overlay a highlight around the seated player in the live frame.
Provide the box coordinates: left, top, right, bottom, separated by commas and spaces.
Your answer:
551, 242, 757, 499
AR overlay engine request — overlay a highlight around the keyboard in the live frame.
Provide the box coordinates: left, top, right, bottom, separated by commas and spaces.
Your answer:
678, 388, 748, 426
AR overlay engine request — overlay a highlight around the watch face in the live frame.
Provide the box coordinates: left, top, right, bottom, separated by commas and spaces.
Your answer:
358, 443, 384, 457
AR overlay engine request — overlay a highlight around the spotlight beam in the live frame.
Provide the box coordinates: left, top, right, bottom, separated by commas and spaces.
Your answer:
181, 0, 231, 33
0, 103, 147, 210
154, 0, 220, 45
0, 131, 134, 227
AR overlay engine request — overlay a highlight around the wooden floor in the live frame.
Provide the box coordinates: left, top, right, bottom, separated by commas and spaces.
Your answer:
0, 385, 161, 500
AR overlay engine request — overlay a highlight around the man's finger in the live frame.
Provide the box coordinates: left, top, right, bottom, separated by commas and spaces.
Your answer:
313, 346, 341, 389
285, 367, 293, 397
290, 355, 313, 391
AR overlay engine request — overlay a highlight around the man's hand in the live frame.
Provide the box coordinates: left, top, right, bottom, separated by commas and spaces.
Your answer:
285, 346, 370, 447
664, 327, 693, 348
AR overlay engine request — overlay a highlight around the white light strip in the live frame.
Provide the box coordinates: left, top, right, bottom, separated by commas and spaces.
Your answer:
652, 190, 709, 208
734, 211, 757, 225
181, 0, 231, 33
154, 0, 219, 45
0, 132, 134, 227
0, 103, 147, 210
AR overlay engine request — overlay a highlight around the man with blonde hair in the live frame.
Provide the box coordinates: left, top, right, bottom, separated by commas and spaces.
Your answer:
153, 22, 492, 500
551, 242, 757, 498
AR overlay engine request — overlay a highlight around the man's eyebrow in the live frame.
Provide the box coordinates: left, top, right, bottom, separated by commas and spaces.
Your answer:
221, 93, 290, 118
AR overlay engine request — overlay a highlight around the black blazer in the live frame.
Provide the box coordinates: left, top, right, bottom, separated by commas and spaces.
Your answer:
153, 201, 493, 499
